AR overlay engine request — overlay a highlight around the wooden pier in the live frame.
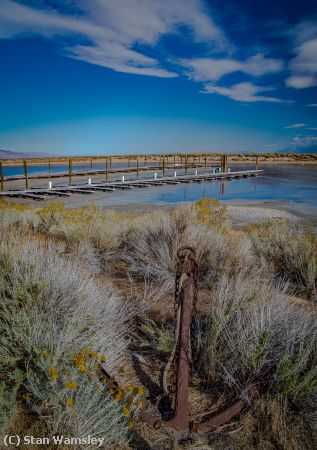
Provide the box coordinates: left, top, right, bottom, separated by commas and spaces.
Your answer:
0, 169, 262, 201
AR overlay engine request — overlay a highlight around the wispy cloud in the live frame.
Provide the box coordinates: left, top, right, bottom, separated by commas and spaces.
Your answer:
293, 135, 317, 145
0, 0, 224, 78
284, 123, 306, 129
181, 53, 285, 103
286, 22, 317, 89
307, 103, 317, 107
182, 54, 283, 83
202, 82, 288, 103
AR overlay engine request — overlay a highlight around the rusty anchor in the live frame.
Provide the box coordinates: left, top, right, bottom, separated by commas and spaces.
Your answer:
139, 246, 258, 436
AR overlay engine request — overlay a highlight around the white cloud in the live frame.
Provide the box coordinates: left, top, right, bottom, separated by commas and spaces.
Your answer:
284, 123, 306, 129
0, 0, 224, 77
202, 82, 288, 103
286, 29, 317, 89
182, 53, 283, 82
307, 103, 317, 107
292, 135, 317, 145
286, 75, 316, 89
306, 127, 317, 130
181, 53, 285, 103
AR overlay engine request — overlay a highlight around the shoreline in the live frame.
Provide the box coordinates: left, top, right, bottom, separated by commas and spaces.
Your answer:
95, 199, 317, 230
2, 193, 316, 228
1, 157, 317, 168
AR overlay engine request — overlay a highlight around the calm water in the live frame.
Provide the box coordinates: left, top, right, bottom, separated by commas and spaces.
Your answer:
143, 164, 317, 206
64, 164, 317, 216
3, 162, 148, 177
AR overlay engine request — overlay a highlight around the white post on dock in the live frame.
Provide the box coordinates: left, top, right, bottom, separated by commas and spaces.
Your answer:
195, 169, 198, 176
122, 175, 125, 182
88, 178, 92, 185
174, 171, 177, 177
228, 168, 231, 173
154, 173, 157, 179
48, 181, 52, 189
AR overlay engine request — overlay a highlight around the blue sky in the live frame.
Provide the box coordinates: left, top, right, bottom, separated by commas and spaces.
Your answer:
0, 0, 317, 155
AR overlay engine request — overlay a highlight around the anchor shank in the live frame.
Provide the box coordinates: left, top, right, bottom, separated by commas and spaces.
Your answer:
172, 276, 192, 430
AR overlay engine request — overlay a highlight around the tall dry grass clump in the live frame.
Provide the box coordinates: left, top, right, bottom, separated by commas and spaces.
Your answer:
194, 272, 317, 448
249, 220, 317, 301
121, 200, 259, 299
0, 228, 132, 446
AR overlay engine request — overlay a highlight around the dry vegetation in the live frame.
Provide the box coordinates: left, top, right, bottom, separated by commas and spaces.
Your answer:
0, 198, 316, 449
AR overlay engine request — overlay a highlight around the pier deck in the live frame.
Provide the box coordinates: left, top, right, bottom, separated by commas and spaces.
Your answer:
0, 169, 262, 201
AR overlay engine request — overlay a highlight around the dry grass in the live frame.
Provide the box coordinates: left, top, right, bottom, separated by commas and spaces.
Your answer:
249, 220, 317, 301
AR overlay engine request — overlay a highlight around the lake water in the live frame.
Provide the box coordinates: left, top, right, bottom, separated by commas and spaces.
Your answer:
63, 163, 317, 219
2, 162, 141, 177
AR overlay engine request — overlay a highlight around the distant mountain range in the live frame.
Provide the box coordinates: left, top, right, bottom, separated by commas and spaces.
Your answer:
0, 149, 58, 159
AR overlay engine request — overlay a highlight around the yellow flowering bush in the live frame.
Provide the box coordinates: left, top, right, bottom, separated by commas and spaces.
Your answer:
192, 198, 228, 227
23, 346, 144, 439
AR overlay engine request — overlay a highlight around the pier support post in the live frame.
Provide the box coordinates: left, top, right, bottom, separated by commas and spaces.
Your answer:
221, 155, 228, 173
204, 154, 207, 174
90, 157, 93, 169
23, 160, 29, 190
110, 157, 112, 170
162, 156, 165, 176
122, 175, 125, 182
144, 155, 147, 166
174, 171, 177, 177
173, 154, 176, 167
0, 162, 4, 192
256, 157, 259, 171
137, 156, 139, 179
106, 158, 109, 182
48, 181, 52, 189
88, 178, 92, 185
185, 154, 188, 174
48, 160, 51, 176
154, 173, 157, 179
68, 159, 72, 186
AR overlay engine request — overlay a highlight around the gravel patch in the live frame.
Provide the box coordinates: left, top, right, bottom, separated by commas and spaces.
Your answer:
227, 205, 296, 224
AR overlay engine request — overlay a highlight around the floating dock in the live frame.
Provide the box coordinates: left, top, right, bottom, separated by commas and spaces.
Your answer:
0, 169, 262, 201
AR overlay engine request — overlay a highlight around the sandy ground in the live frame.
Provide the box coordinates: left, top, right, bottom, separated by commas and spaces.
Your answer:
227, 205, 295, 224
0, 194, 302, 229
96, 200, 317, 229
